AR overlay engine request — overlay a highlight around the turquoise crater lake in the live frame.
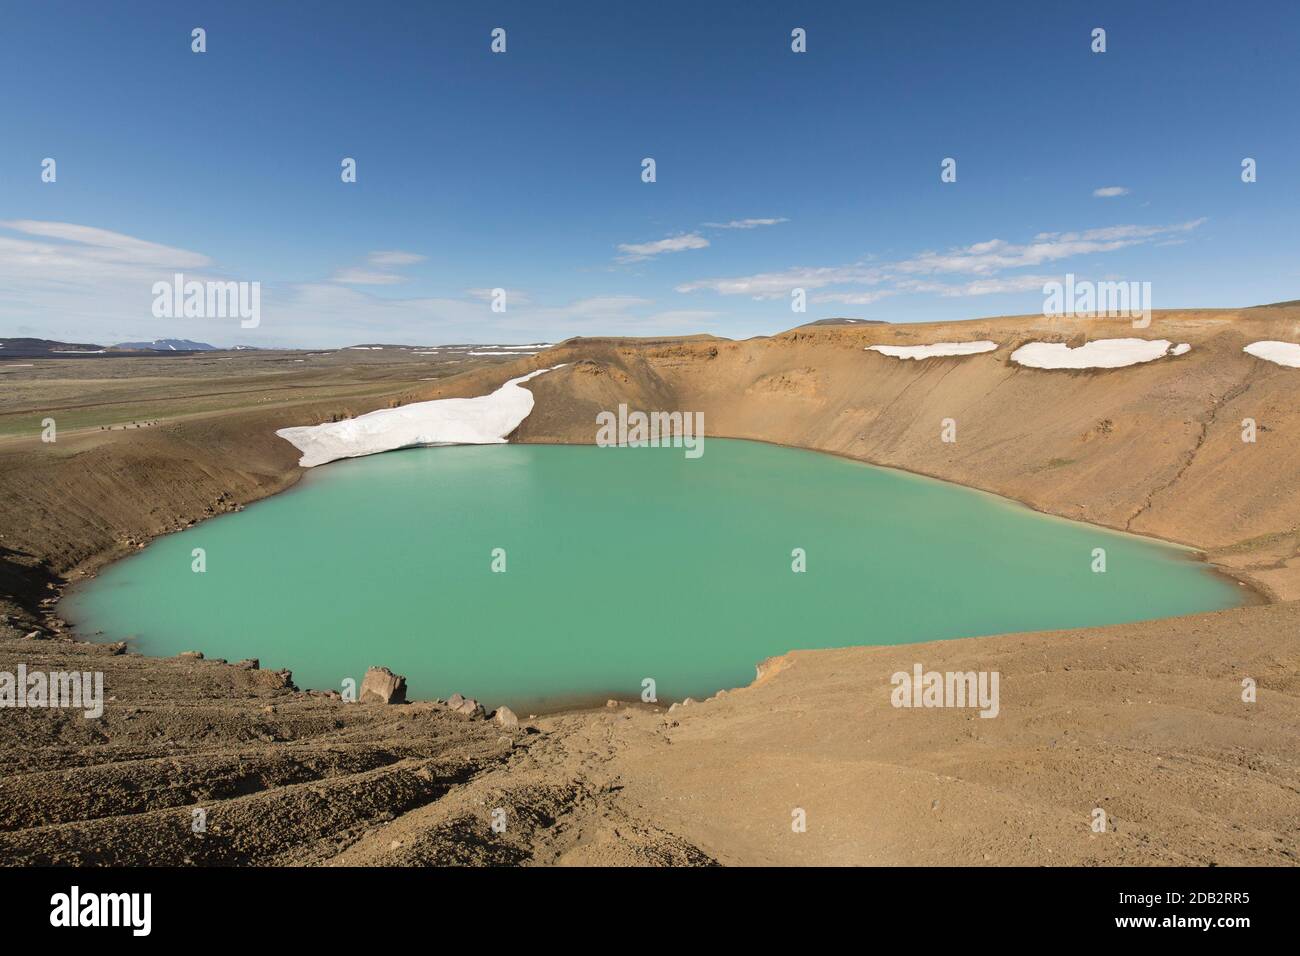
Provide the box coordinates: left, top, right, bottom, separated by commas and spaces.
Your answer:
63, 440, 1243, 713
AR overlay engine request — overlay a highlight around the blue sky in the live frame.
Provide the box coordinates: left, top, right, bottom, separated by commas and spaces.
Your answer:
1, 0, 1296, 347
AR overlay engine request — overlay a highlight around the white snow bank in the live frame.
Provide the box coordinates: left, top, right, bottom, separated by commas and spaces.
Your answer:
275, 365, 566, 467
1010, 338, 1190, 369
867, 341, 997, 360
1243, 341, 1300, 368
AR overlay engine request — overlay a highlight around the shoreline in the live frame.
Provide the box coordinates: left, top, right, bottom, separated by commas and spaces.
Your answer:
49, 428, 1275, 719
718, 433, 1277, 606
504, 433, 1279, 607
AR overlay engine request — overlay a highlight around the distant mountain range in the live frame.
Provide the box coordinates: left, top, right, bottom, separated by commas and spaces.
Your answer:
0, 337, 111, 357
0, 337, 237, 358
115, 339, 218, 351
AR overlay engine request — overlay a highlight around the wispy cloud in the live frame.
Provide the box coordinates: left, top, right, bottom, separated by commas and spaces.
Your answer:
1034, 221, 1204, 242
367, 250, 425, 267
0, 220, 691, 346
330, 268, 405, 285
895, 275, 1059, 297
701, 218, 788, 230
0, 219, 211, 278
810, 290, 896, 306
615, 233, 709, 263
0, 220, 235, 344
1092, 186, 1130, 198
678, 264, 886, 299
331, 250, 426, 285
678, 219, 1206, 301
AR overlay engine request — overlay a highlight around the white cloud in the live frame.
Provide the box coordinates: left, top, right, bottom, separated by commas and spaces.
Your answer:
0, 220, 211, 288
0, 220, 691, 346
367, 250, 426, 267
0, 220, 211, 270
331, 268, 405, 285
1034, 220, 1205, 243
811, 290, 896, 305
895, 275, 1058, 297
678, 264, 886, 299
331, 250, 426, 285
701, 218, 788, 230
895, 234, 1145, 276
0, 220, 233, 344
616, 233, 709, 263
1093, 186, 1130, 198
679, 220, 1206, 302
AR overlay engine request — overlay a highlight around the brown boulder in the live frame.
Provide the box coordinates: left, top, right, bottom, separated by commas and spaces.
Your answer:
359, 666, 407, 704
454, 697, 485, 718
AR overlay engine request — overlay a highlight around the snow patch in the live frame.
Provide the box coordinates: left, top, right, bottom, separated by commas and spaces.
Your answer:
867, 341, 997, 360
1243, 341, 1300, 368
275, 365, 566, 468
1010, 338, 1190, 369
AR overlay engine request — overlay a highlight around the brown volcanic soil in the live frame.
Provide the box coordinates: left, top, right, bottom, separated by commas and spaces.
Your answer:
1, 311, 1298, 866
